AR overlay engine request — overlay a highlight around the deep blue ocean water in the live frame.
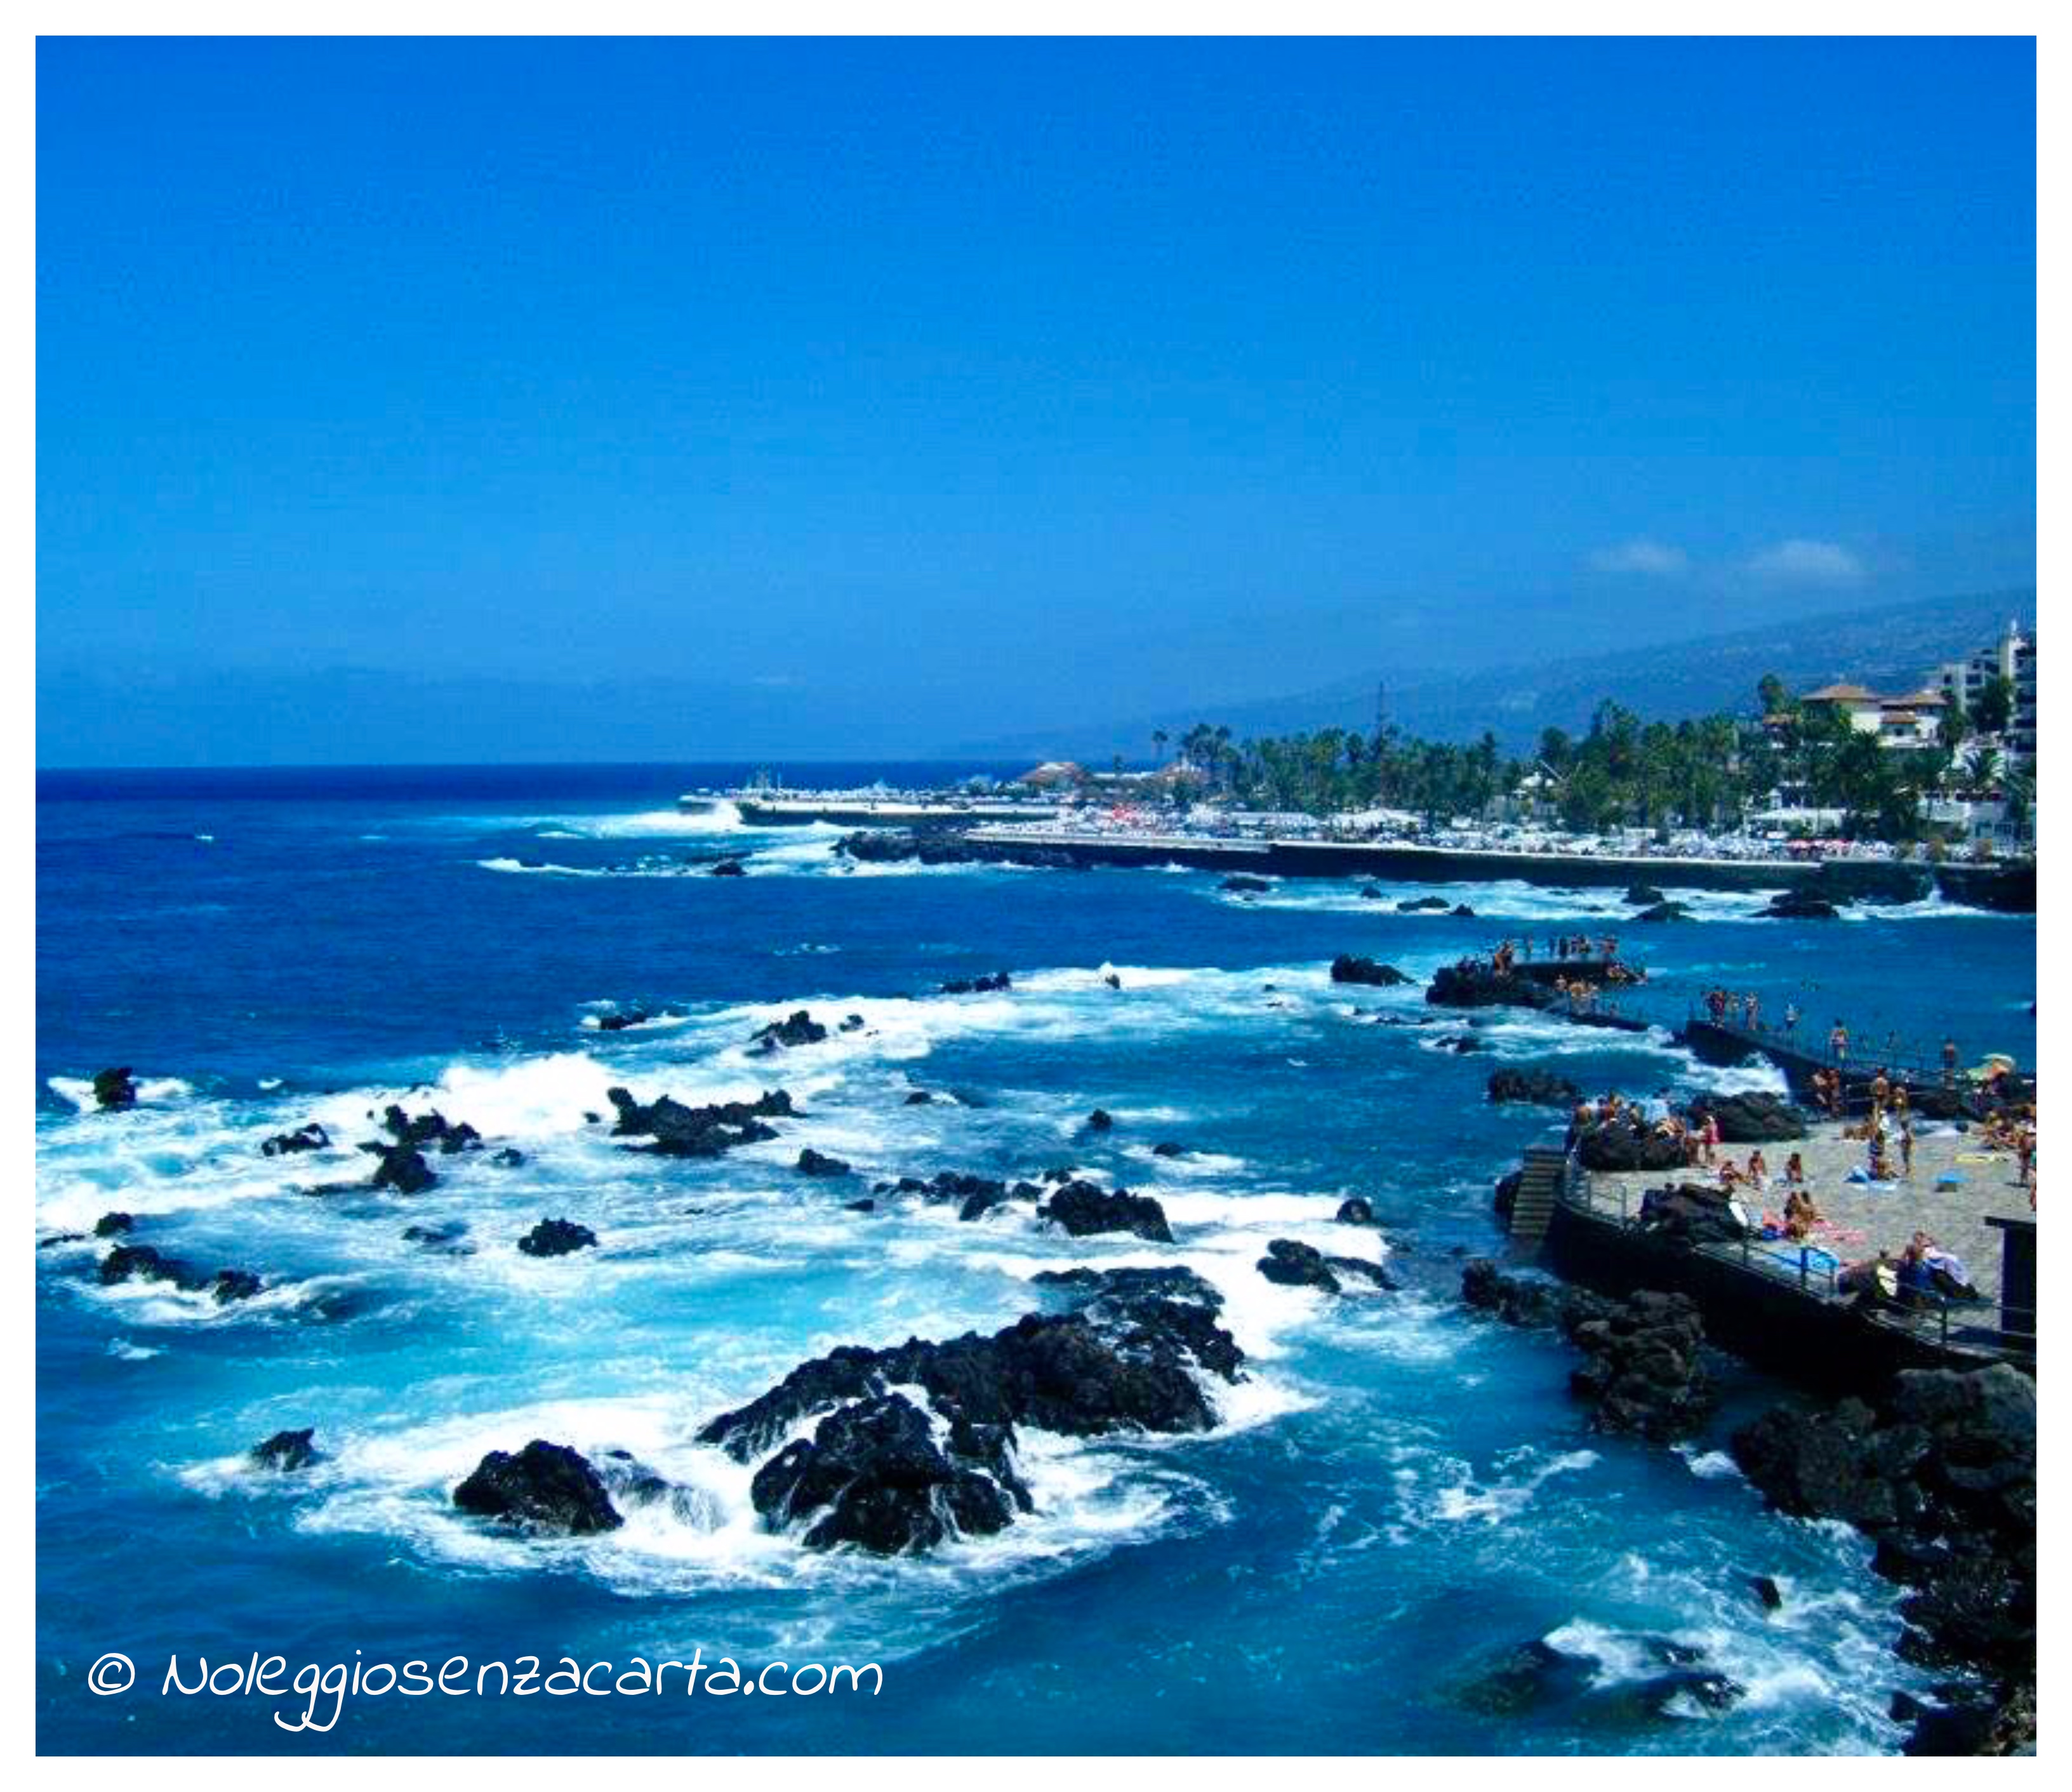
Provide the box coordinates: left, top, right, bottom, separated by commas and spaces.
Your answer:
35, 765, 2036, 1755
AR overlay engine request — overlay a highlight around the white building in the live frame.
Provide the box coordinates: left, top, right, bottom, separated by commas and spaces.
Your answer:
1937, 620, 2036, 764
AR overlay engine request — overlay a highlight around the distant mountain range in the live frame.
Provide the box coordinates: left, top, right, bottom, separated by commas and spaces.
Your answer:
953, 588, 2036, 762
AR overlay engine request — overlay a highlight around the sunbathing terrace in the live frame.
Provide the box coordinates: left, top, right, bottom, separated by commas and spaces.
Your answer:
1513, 1118, 2036, 1382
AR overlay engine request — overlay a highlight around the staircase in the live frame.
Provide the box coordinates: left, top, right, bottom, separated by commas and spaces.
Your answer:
1506, 1138, 1570, 1255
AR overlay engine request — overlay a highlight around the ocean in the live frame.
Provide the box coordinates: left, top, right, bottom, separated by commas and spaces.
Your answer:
34, 764, 2037, 1755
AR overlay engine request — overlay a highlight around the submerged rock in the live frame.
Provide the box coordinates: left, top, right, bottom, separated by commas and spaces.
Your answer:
93, 1211, 135, 1238
1623, 883, 1667, 906
1220, 874, 1272, 894
1335, 1196, 1378, 1226
452, 1440, 623, 1534
262, 1123, 331, 1157
709, 858, 747, 877
251, 1428, 319, 1471
1084, 1107, 1115, 1132
940, 971, 1013, 994
210, 1269, 263, 1304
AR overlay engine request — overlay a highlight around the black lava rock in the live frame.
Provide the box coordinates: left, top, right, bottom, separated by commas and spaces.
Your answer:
796, 1148, 853, 1178
1487, 1068, 1582, 1107
91, 1068, 138, 1111
517, 1218, 597, 1258
750, 1010, 828, 1051
1039, 1180, 1172, 1243
251, 1428, 319, 1471
606, 1085, 792, 1158
1331, 955, 1412, 987
452, 1440, 623, 1534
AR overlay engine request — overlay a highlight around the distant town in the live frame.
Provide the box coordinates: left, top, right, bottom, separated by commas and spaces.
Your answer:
724, 618, 2037, 861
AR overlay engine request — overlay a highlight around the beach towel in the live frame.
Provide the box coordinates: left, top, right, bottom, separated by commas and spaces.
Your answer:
1935, 1171, 1967, 1189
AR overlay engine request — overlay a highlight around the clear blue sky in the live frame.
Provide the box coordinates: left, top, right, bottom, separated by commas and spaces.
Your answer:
37, 37, 2036, 764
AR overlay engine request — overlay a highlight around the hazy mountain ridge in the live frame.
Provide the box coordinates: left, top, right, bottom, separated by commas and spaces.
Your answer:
957, 588, 2036, 760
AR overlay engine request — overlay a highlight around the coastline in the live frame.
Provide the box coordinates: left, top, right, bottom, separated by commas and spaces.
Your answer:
941, 826, 2037, 910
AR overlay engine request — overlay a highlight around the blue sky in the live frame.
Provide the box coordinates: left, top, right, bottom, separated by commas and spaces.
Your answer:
37, 37, 2036, 763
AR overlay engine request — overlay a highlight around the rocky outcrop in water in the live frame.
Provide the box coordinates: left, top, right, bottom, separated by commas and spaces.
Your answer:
1039, 1180, 1172, 1243
751, 1009, 828, 1052
1487, 1068, 1581, 1107
1730, 1365, 2035, 1752
873, 1169, 1042, 1222
1399, 896, 1451, 912
941, 971, 1013, 994
1335, 1196, 1377, 1226
517, 1218, 597, 1258
1459, 1633, 1743, 1723
1221, 875, 1272, 894
750, 1393, 1021, 1555
709, 859, 747, 877
452, 1440, 623, 1534
1634, 901, 1692, 922
364, 1142, 437, 1194
1623, 884, 1667, 906
91, 1068, 138, 1111
696, 1282, 1244, 1555
98, 1244, 263, 1304
262, 1123, 331, 1156
1256, 1238, 1395, 1294
605, 1085, 792, 1157
93, 1211, 133, 1238
1762, 890, 1842, 920
251, 1428, 319, 1471
1684, 1091, 1807, 1142
796, 1148, 853, 1178
1330, 955, 1411, 987
595, 1006, 683, 1032
834, 831, 1080, 871
1461, 1262, 1713, 1441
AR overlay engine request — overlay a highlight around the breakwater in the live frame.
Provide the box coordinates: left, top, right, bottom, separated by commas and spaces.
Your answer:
955, 828, 2036, 910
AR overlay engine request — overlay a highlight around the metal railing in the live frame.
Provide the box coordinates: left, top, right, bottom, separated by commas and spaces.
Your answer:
1557, 1148, 2035, 1359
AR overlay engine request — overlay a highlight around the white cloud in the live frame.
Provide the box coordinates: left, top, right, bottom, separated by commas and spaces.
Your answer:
1747, 538, 1866, 584
1588, 538, 1689, 576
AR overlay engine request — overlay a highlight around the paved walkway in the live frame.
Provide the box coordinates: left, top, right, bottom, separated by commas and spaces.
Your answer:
1589, 1118, 2032, 1300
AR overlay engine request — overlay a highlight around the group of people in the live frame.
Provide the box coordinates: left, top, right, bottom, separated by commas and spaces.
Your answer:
1838, 1232, 1980, 1306
1701, 986, 1800, 1037
1513, 933, 1619, 962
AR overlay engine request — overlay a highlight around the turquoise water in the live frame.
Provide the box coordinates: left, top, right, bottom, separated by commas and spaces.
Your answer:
35, 767, 2036, 1753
